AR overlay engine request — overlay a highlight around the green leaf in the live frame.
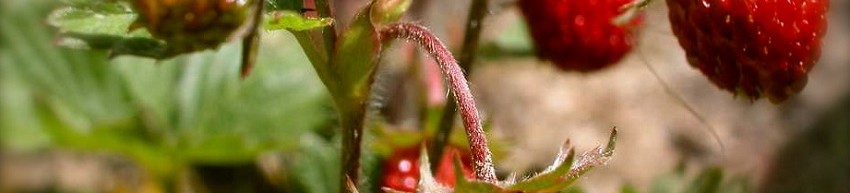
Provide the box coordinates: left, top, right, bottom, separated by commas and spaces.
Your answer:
148, 34, 332, 164
329, 5, 381, 103
288, 134, 341, 193
683, 168, 723, 193
2, 0, 333, 175
47, 1, 171, 58
638, 166, 752, 193
620, 184, 640, 193
265, 11, 334, 31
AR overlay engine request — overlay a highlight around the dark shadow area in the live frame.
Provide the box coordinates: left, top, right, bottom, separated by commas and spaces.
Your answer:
762, 95, 850, 193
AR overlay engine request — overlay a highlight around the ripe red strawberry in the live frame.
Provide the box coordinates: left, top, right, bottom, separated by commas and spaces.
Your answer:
518, 0, 643, 72
666, 0, 828, 102
131, 0, 249, 54
381, 146, 474, 191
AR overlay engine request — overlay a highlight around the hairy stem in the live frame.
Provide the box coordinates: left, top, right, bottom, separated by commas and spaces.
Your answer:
430, 0, 489, 170
380, 23, 497, 182
240, 0, 264, 79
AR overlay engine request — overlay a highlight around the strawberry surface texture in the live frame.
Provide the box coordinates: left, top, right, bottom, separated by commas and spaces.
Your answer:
518, 0, 643, 72
666, 0, 828, 102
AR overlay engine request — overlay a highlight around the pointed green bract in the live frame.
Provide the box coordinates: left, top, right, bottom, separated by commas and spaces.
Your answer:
507, 147, 577, 191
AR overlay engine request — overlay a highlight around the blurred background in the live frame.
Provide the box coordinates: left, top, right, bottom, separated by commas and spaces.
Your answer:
2, 0, 849, 193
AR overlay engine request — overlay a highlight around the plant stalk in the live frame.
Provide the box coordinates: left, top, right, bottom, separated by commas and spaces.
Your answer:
380, 23, 497, 182
314, 0, 337, 56
338, 100, 367, 191
430, 0, 489, 170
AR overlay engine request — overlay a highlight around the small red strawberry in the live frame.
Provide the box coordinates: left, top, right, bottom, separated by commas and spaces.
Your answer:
518, 0, 643, 72
381, 146, 474, 191
666, 0, 828, 102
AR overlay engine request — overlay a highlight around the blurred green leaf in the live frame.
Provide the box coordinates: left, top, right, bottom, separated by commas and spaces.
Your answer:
479, 16, 535, 60
682, 168, 722, 193
1, 0, 333, 176
562, 186, 586, 193
639, 166, 753, 193
287, 134, 341, 193
621, 184, 640, 193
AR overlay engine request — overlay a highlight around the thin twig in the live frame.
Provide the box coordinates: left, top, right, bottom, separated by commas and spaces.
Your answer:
430, 0, 489, 171
636, 49, 726, 157
380, 23, 497, 183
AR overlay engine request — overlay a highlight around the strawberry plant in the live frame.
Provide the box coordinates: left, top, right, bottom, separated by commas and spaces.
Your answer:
0, 0, 832, 192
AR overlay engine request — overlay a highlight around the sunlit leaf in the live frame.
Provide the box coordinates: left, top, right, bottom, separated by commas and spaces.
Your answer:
265, 11, 333, 31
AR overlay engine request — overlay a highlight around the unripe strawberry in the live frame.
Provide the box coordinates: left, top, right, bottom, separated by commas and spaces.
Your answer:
381, 146, 474, 191
131, 0, 250, 53
518, 0, 643, 72
666, 0, 828, 102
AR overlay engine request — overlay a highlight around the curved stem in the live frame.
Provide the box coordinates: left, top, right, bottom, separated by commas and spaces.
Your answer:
380, 23, 497, 182
431, 0, 489, 170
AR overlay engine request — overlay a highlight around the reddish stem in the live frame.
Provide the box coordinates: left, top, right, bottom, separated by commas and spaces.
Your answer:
379, 23, 497, 183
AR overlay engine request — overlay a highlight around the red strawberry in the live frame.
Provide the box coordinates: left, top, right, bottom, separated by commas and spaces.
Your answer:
518, 0, 643, 72
381, 146, 474, 191
666, 0, 828, 102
